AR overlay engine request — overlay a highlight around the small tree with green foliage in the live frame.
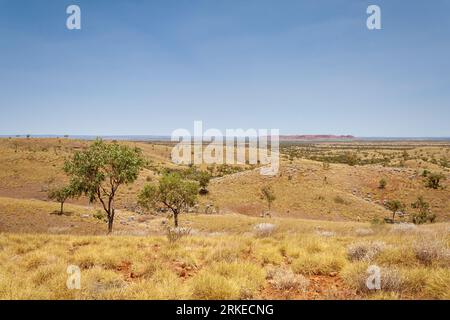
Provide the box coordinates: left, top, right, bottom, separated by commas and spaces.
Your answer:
138, 173, 198, 227
411, 196, 436, 224
48, 185, 79, 215
187, 170, 211, 194
64, 139, 145, 233
426, 172, 445, 189
379, 178, 387, 189
197, 171, 211, 194
385, 200, 405, 222
402, 150, 409, 160
260, 185, 276, 211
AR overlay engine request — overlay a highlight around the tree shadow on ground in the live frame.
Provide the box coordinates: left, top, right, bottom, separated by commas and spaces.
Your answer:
49, 210, 74, 216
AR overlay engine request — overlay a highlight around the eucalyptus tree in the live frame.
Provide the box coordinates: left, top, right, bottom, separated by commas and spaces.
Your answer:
64, 139, 145, 233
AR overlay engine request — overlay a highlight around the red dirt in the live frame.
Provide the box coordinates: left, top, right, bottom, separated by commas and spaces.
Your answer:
261, 275, 358, 300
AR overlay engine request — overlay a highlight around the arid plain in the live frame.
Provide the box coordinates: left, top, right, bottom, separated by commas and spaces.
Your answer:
0, 137, 449, 299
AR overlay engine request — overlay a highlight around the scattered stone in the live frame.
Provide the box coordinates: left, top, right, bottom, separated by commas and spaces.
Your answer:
390, 223, 418, 233
316, 230, 336, 237
355, 228, 374, 236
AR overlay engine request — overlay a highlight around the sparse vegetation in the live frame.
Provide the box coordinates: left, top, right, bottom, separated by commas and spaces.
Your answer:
260, 185, 276, 211
165, 226, 192, 243
254, 223, 276, 237
413, 239, 450, 266
0, 212, 448, 299
334, 195, 348, 205
63, 139, 145, 233
385, 200, 405, 223
347, 241, 386, 262
426, 172, 445, 189
138, 173, 198, 227
0, 138, 449, 300
266, 266, 309, 291
411, 196, 436, 224
47, 185, 79, 215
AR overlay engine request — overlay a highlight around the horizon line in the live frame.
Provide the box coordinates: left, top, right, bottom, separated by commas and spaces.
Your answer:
2, 134, 450, 140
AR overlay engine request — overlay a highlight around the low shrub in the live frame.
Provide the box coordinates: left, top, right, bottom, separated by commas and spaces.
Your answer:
341, 263, 405, 293
424, 268, 450, 299
355, 228, 375, 236
191, 272, 240, 300
390, 223, 417, 233
254, 244, 284, 265
254, 223, 276, 237
413, 239, 450, 267
165, 226, 192, 243
266, 266, 309, 291
315, 230, 336, 237
292, 251, 346, 275
347, 241, 386, 262
191, 262, 265, 299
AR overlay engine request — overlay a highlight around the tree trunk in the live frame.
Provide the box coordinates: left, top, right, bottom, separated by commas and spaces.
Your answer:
60, 202, 64, 215
173, 211, 179, 227
106, 195, 116, 234
392, 211, 395, 222
108, 215, 114, 234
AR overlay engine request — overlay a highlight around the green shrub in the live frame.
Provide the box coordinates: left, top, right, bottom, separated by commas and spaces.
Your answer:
426, 173, 445, 189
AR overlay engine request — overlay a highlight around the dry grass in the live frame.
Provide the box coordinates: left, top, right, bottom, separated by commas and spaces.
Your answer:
0, 213, 447, 299
413, 237, 450, 267
266, 266, 310, 291
2, 138, 450, 222
204, 142, 450, 222
0, 138, 449, 300
254, 223, 276, 237
347, 241, 387, 262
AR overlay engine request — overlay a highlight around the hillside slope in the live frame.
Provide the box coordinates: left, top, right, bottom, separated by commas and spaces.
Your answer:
0, 138, 449, 222
204, 158, 450, 222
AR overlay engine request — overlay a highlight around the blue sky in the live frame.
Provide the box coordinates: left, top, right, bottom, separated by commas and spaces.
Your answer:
0, 0, 449, 136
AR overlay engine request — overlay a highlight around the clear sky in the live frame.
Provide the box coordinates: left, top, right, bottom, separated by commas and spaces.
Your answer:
0, 0, 449, 137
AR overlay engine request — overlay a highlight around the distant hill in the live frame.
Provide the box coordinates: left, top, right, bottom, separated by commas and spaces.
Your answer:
280, 135, 355, 141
